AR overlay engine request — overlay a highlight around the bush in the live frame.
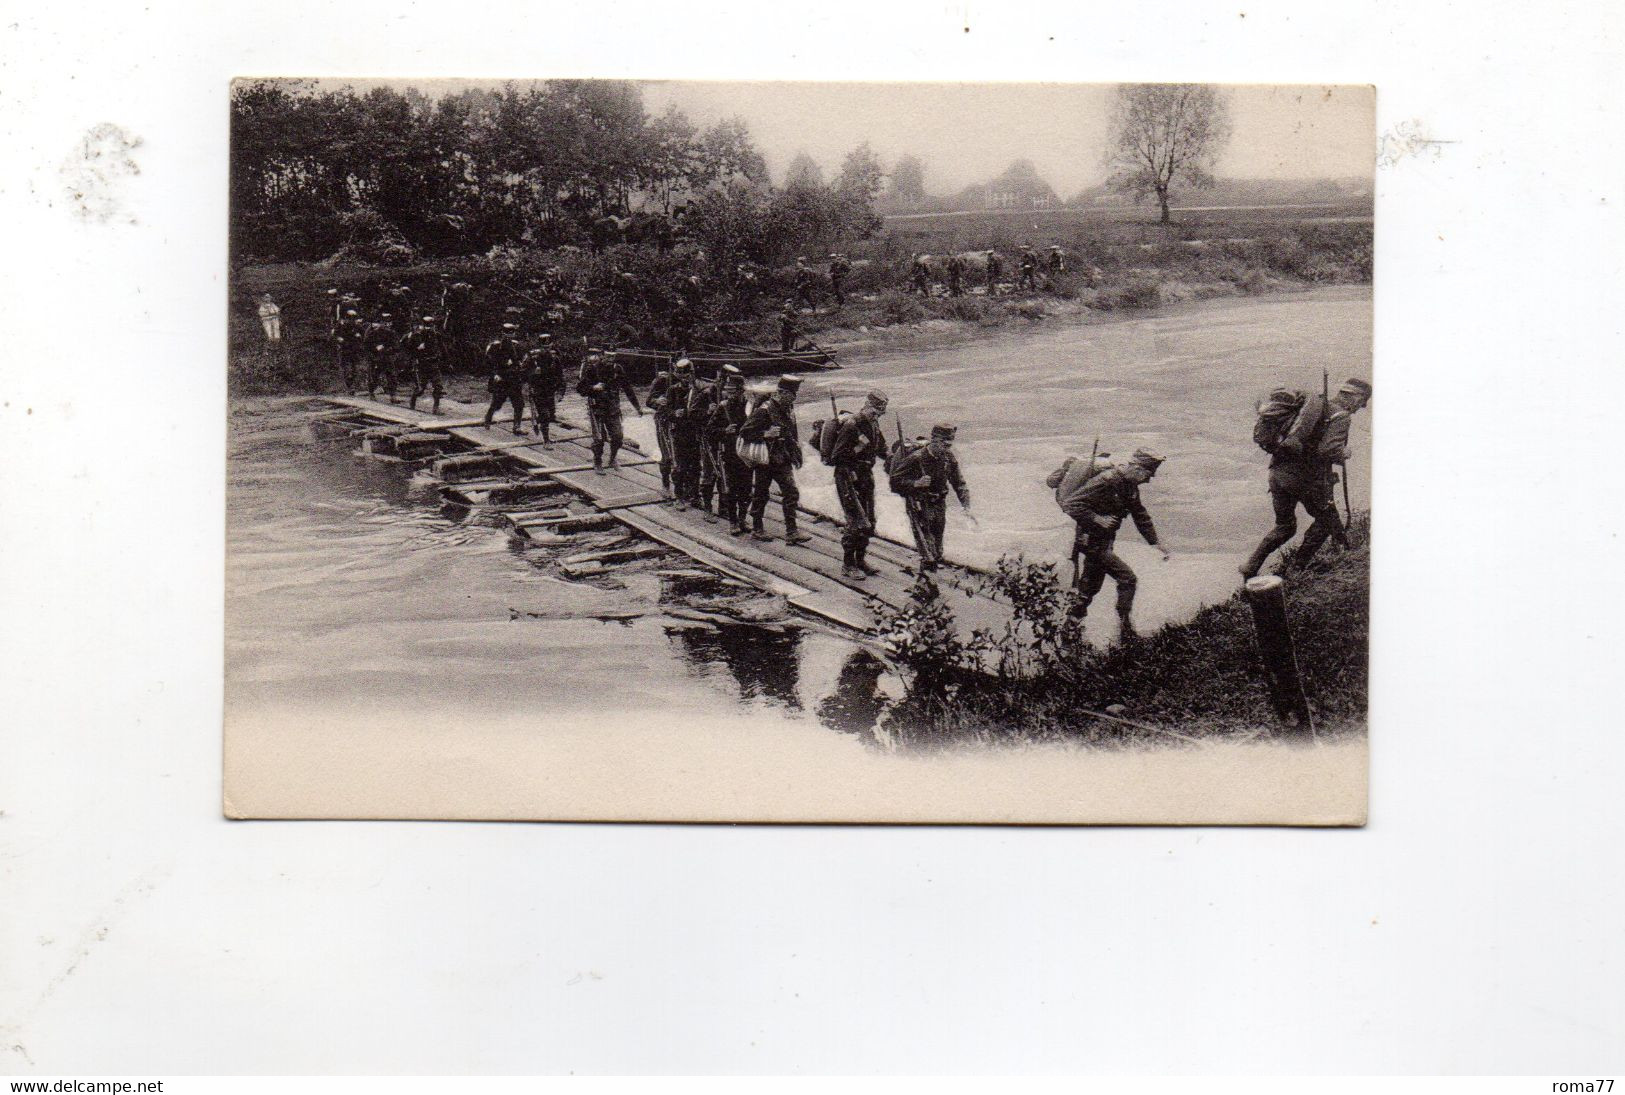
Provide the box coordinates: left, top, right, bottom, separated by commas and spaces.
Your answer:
1111, 276, 1162, 309
878, 292, 927, 324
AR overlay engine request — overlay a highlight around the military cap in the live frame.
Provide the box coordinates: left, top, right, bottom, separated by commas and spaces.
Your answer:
673, 357, 694, 372
504, 305, 523, 314
777, 374, 803, 392
931, 423, 957, 441
535, 333, 551, 341
344, 309, 358, 317
865, 389, 889, 407
720, 363, 742, 377
1339, 378, 1373, 400
380, 312, 393, 319
1129, 448, 1165, 471
501, 322, 517, 331
326, 288, 338, 295
421, 315, 435, 323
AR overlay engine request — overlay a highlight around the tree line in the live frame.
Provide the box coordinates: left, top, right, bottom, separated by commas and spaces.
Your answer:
230, 79, 887, 268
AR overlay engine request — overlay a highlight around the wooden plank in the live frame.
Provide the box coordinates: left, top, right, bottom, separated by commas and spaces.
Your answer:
593, 489, 670, 511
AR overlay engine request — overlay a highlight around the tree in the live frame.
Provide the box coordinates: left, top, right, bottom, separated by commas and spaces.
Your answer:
1104, 83, 1231, 224
783, 151, 824, 190
889, 154, 927, 205
834, 142, 885, 204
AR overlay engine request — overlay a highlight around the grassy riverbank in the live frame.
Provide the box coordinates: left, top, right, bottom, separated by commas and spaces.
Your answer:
877, 514, 1370, 749
228, 216, 1370, 395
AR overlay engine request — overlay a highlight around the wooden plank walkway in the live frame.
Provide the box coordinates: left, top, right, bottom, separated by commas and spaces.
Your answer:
321, 394, 1008, 636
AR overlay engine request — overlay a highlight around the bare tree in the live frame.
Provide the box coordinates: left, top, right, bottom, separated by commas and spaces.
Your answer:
1105, 84, 1231, 224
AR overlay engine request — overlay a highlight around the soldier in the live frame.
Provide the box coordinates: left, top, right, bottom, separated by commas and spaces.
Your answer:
985, 250, 1003, 296
665, 358, 703, 509
794, 257, 817, 311
828, 253, 852, 307
647, 364, 676, 492
739, 375, 812, 545
709, 368, 752, 536
439, 277, 474, 367
910, 253, 932, 296
1019, 244, 1040, 293
1058, 448, 1171, 636
522, 334, 564, 443
831, 390, 890, 580
363, 312, 399, 402
688, 365, 724, 519
403, 314, 445, 415
1047, 244, 1066, 287
891, 423, 972, 572
481, 322, 527, 433
945, 253, 965, 297
1240, 377, 1372, 579
734, 262, 762, 310
576, 349, 643, 472
702, 365, 744, 527
779, 300, 801, 354
334, 307, 364, 394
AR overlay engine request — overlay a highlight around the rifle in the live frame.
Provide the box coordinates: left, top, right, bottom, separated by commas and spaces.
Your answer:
1070, 436, 1098, 586
1325, 369, 1353, 534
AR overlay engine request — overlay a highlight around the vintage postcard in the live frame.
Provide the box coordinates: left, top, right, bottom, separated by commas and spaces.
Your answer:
224, 80, 1373, 823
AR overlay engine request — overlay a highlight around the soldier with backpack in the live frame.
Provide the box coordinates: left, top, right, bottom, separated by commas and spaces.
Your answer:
828, 253, 852, 307
709, 369, 753, 536
890, 423, 971, 572
946, 253, 966, 297
1240, 377, 1372, 579
522, 335, 564, 443
984, 250, 1003, 296
1052, 448, 1171, 636
666, 358, 704, 510
364, 312, 399, 403
828, 390, 890, 580
739, 375, 811, 545
577, 349, 643, 472
481, 321, 527, 433
403, 314, 444, 415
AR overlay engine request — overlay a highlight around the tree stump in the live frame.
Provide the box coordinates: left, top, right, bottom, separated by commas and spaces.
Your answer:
1243, 576, 1316, 740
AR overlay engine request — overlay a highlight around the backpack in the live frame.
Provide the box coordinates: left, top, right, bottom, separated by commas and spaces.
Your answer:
886, 438, 924, 495
809, 411, 850, 466
1253, 389, 1309, 454
1049, 452, 1114, 514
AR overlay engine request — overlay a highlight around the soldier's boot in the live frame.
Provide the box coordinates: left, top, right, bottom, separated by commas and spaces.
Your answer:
431, 394, 441, 416
783, 513, 812, 547
591, 441, 605, 472
750, 516, 774, 543
1117, 611, 1138, 639
408, 388, 420, 411
606, 441, 621, 469
842, 546, 866, 581
857, 542, 881, 577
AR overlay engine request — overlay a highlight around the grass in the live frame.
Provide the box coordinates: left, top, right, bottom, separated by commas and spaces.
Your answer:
875, 514, 1370, 750
227, 212, 1372, 396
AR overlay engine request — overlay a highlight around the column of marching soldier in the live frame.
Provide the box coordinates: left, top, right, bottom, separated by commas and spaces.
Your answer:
324, 279, 1370, 634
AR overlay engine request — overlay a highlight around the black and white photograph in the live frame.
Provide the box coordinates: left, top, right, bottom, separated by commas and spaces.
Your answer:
224, 79, 1373, 822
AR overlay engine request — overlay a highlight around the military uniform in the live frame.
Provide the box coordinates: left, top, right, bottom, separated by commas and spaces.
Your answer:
828, 255, 851, 307
576, 352, 642, 470
1240, 379, 1370, 578
335, 310, 364, 393
403, 317, 444, 414
709, 376, 752, 535
1060, 450, 1165, 626
363, 316, 399, 401
664, 364, 702, 507
911, 257, 931, 296
647, 368, 676, 491
1019, 248, 1039, 292
946, 254, 965, 297
522, 339, 564, 441
739, 376, 810, 544
892, 425, 971, 570
794, 261, 817, 309
985, 252, 1003, 295
482, 328, 527, 432
688, 373, 723, 516
778, 304, 800, 354
831, 393, 889, 578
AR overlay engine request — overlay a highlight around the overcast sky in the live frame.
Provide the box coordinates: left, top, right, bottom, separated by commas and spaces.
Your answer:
642, 82, 1373, 196
315, 79, 1373, 197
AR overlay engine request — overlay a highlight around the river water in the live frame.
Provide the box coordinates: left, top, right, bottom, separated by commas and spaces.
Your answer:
225, 287, 1370, 819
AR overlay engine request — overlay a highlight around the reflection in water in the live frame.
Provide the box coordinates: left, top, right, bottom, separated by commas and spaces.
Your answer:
669, 625, 804, 711
815, 648, 891, 741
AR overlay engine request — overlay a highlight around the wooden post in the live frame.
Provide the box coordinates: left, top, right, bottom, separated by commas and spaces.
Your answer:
1243, 576, 1316, 739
